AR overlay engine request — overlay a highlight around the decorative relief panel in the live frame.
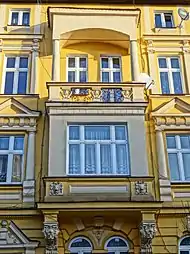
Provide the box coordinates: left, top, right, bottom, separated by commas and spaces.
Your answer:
49, 182, 63, 196
135, 181, 148, 195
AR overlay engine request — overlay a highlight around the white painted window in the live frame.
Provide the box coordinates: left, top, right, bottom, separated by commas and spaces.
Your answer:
179, 236, 190, 253
9, 9, 30, 26
3, 56, 29, 94
67, 125, 130, 175
69, 237, 92, 254
0, 136, 24, 184
100, 56, 122, 82
154, 12, 174, 28
105, 236, 129, 254
166, 134, 190, 182
67, 56, 87, 82
158, 57, 183, 94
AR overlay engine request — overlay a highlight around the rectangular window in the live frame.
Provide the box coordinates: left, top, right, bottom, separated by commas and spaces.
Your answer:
100, 56, 122, 83
9, 10, 30, 26
68, 125, 130, 175
158, 57, 183, 94
0, 136, 24, 183
4, 56, 29, 94
154, 12, 174, 28
166, 134, 190, 181
67, 56, 87, 82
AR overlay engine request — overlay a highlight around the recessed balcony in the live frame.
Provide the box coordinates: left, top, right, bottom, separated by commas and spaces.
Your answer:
47, 82, 146, 103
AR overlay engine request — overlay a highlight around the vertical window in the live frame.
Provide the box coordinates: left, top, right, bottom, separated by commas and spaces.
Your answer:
154, 12, 174, 28
67, 56, 87, 82
100, 56, 122, 83
105, 236, 129, 254
69, 237, 92, 254
4, 56, 29, 94
158, 57, 183, 94
0, 136, 24, 184
9, 10, 30, 26
166, 134, 190, 181
68, 125, 130, 175
179, 236, 190, 253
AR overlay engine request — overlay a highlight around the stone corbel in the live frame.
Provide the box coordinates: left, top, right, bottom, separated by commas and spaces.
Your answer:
139, 221, 157, 253
182, 40, 190, 54
147, 40, 155, 54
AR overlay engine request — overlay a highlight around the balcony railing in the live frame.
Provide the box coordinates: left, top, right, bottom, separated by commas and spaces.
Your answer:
47, 82, 146, 102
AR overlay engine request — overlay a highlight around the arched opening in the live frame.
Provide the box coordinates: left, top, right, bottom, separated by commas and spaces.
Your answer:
105, 236, 129, 254
179, 236, 190, 253
69, 236, 93, 254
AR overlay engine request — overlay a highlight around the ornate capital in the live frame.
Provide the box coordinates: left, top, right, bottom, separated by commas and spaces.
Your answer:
43, 222, 59, 254
135, 181, 148, 195
49, 182, 63, 196
139, 222, 156, 253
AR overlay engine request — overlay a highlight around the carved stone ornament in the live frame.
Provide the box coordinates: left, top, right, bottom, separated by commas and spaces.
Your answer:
92, 228, 104, 241
139, 222, 157, 253
135, 181, 148, 195
43, 222, 59, 254
49, 182, 63, 196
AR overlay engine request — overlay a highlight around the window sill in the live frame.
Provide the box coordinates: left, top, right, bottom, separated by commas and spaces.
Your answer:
5, 25, 31, 33
0, 182, 22, 187
153, 27, 177, 33
0, 94, 39, 98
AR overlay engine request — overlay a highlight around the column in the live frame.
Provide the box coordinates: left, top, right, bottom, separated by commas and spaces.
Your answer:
130, 40, 140, 81
43, 213, 59, 254
52, 39, 60, 81
30, 48, 39, 94
26, 131, 36, 180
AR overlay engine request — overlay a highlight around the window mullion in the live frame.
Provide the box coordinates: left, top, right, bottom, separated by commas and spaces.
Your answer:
96, 143, 101, 175
167, 58, 174, 94
7, 154, 13, 183
162, 13, 166, 27
19, 11, 23, 26
111, 126, 116, 174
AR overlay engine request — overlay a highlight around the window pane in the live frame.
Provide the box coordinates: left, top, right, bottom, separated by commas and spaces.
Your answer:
79, 58, 87, 68
155, 13, 162, 28
113, 58, 120, 68
113, 72, 121, 83
18, 72, 27, 94
165, 14, 173, 28
101, 58, 109, 68
116, 144, 128, 174
69, 144, 80, 174
85, 144, 96, 174
102, 72, 109, 82
70, 238, 91, 248
100, 144, 112, 174
166, 136, 176, 148
22, 12, 30, 26
180, 251, 189, 254
172, 72, 183, 94
68, 58, 75, 68
14, 137, 24, 150
0, 155, 8, 182
183, 153, 190, 180
181, 237, 190, 245
79, 71, 87, 82
68, 71, 75, 82
7, 57, 16, 68
160, 72, 170, 94
158, 58, 167, 68
69, 126, 80, 140
107, 237, 128, 247
4, 72, 14, 94
0, 137, 9, 150
115, 126, 126, 140
19, 57, 28, 68
168, 153, 180, 181
85, 126, 110, 140
12, 154, 22, 182
180, 136, 190, 149
171, 58, 179, 68
11, 12, 19, 25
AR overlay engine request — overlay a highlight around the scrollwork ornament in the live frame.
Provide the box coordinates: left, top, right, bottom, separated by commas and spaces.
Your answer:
139, 222, 156, 253
43, 222, 59, 254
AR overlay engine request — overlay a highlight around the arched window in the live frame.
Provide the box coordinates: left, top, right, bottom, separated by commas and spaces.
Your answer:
69, 236, 92, 254
179, 236, 190, 253
105, 236, 129, 254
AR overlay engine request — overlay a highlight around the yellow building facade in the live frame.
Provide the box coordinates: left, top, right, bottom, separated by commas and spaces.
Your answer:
0, 1, 190, 253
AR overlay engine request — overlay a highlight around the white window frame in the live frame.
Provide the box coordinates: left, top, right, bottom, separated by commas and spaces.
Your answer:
2, 56, 29, 94
154, 12, 174, 28
166, 134, 190, 182
179, 236, 190, 253
100, 56, 122, 83
69, 237, 92, 254
9, 9, 30, 26
158, 56, 183, 94
0, 136, 24, 184
66, 55, 88, 82
105, 236, 129, 254
67, 124, 130, 176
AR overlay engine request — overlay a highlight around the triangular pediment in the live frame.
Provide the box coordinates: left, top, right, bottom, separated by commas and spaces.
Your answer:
0, 220, 39, 248
152, 97, 190, 115
0, 98, 40, 117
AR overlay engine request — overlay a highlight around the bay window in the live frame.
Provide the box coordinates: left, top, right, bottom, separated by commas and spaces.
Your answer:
68, 125, 130, 175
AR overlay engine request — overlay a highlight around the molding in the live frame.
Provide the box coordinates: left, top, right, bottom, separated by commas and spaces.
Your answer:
174, 192, 190, 198
70, 185, 128, 194
0, 194, 21, 200
0, 34, 43, 40
144, 34, 190, 41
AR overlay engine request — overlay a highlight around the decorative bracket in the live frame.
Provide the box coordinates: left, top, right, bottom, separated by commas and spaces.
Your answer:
43, 222, 59, 254
139, 221, 157, 253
